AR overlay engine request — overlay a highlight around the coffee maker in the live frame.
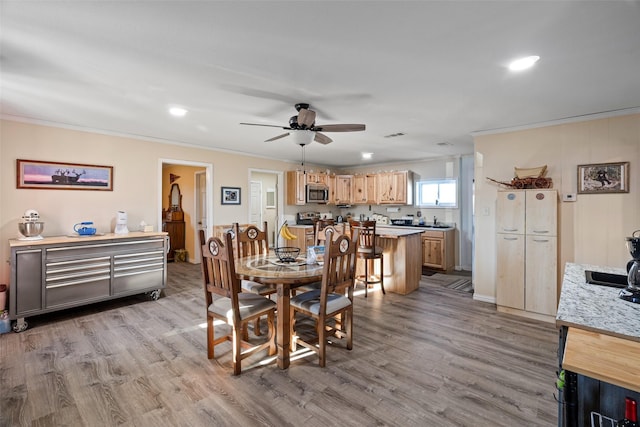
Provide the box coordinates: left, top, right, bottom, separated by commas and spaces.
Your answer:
620, 230, 640, 303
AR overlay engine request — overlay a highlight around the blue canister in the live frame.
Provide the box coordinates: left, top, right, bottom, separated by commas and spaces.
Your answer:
74, 221, 97, 235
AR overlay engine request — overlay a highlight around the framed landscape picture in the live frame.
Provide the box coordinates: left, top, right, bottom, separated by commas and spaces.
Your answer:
221, 186, 241, 205
577, 162, 629, 194
17, 159, 113, 191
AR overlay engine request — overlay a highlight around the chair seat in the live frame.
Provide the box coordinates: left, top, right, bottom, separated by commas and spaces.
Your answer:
209, 293, 276, 323
241, 279, 275, 295
291, 289, 352, 315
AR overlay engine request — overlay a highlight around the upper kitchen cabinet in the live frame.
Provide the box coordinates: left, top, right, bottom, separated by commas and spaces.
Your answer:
306, 172, 328, 185
352, 175, 367, 204
378, 171, 413, 205
366, 174, 378, 204
334, 175, 353, 205
327, 174, 337, 204
286, 170, 306, 205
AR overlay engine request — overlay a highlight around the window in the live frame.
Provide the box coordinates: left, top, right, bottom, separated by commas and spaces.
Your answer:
415, 179, 458, 208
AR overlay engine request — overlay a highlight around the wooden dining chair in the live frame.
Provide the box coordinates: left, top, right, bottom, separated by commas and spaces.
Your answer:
232, 222, 276, 335
199, 230, 276, 375
313, 219, 335, 245
348, 220, 385, 297
289, 228, 359, 367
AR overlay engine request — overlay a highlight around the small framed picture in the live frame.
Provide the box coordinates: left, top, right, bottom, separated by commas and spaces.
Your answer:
221, 186, 241, 205
577, 162, 629, 194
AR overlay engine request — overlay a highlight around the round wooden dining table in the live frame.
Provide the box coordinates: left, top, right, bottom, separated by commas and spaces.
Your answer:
235, 253, 323, 369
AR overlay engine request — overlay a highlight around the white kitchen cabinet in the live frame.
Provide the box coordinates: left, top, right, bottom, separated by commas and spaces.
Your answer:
496, 190, 557, 320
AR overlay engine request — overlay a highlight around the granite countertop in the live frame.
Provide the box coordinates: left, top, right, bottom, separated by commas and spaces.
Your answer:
9, 231, 168, 247
557, 262, 640, 342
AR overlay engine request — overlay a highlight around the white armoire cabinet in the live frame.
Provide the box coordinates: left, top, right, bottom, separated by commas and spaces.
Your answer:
496, 190, 557, 320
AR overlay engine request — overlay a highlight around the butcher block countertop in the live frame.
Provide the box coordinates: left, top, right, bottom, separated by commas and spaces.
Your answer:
563, 327, 640, 393
558, 262, 640, 392
9, 231, 168, 247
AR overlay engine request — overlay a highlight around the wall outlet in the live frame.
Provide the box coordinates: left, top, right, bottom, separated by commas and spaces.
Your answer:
386, 207, 399, 213
563, 193, 577, 202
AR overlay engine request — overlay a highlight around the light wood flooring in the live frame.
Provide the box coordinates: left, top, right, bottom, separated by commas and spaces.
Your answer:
0, 262, 558, 426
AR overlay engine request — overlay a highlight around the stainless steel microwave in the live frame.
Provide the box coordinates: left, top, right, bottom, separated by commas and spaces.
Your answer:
306, 184, 329, 203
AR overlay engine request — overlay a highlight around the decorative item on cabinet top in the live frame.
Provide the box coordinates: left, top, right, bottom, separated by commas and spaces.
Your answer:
486, 164, 552, 190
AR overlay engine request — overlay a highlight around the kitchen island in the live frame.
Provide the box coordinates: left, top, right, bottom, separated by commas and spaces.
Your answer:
556, 262, 640, 426
8, 232, 168, 332
374, 226, 424, 295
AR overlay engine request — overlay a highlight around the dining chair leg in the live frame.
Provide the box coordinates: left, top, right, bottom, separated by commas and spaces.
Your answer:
318, 318, 327, 368
207, 317, 215, 359
232, 325, 242, 376
379, 255, 386, 295
364, 259, 369, 298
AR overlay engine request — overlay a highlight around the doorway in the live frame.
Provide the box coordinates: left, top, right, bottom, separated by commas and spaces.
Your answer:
248, 169, 284, 249
159, 159, 214, 265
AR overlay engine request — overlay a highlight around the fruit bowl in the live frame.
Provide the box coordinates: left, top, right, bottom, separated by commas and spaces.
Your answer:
275, 247, 300, 263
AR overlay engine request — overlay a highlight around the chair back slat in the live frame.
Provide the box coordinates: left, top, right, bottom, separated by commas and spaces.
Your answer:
320, 228, 359, 309
233, 222, 269, 258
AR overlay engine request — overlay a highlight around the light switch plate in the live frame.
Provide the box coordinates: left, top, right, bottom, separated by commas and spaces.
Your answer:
563, 193, 577, 202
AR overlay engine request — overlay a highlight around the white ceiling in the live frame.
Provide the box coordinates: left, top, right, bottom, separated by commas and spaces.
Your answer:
2, 1, 639, 167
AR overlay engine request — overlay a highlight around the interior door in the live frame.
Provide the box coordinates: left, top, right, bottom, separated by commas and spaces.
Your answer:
250, 181, 262, 225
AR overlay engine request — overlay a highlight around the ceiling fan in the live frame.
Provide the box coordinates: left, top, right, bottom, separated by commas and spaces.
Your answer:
240, 103, 365, 145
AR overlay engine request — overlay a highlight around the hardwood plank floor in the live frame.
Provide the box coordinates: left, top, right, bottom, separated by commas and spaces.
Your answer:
0, 262, 558, 426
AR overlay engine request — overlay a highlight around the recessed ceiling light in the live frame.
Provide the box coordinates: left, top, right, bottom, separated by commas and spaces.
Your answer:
169, 107, 188, 117
362, 152, 373, 160
508, 55, 540, 71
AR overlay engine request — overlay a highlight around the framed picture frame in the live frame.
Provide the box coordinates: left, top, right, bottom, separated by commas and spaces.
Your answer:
577, 162, 629, 194
221, 186, 241, 205
17, 159, 113, 191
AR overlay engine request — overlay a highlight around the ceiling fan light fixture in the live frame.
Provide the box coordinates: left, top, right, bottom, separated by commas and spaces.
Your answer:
508, 55, 540, 71
292, 130, 315, 146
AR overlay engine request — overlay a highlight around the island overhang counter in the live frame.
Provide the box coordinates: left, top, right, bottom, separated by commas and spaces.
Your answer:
372, 226, 424, 295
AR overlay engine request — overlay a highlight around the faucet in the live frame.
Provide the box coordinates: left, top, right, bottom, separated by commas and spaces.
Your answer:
433, 216, 437, 226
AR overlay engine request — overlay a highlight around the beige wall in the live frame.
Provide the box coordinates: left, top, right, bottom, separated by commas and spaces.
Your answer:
473, 113, 640, 302
0, 119, 297, 282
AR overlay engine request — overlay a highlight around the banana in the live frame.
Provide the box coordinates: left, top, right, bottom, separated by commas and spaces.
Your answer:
280, 223, 296, 240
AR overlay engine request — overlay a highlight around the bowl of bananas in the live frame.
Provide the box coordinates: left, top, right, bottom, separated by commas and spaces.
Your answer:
275, 247, 300, 263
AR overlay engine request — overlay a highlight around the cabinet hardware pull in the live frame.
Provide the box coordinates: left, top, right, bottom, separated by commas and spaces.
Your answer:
46, 275, 111, 288
503, 228, 518, 232
532, 230, 549, 234
504, 237, 518, 241
532, 239, 549, 242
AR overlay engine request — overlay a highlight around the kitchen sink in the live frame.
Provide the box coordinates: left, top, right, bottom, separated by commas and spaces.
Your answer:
585, 270, 627, 288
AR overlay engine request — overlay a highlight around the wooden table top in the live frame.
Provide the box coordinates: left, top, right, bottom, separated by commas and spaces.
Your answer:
235, 253, 324, 285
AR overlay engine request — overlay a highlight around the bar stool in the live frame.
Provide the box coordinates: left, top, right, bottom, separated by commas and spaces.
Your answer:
348, 220, 385, 297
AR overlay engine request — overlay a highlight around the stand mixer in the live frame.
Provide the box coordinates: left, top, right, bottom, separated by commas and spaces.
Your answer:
620, 230, 640, 303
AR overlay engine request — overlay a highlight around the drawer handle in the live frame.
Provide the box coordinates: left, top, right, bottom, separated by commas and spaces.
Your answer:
532, 238, 549, 243
46, 275, 111, 289
503, 237, 519, 241
502, 228, 519, 232
114, 267, 164, 278
46, 269, 111, 282
532, 230, 549, 234
115, 256, 164, 266
115, 262, 164, 272
115, 250, 165, 259
47, 262, 111, 274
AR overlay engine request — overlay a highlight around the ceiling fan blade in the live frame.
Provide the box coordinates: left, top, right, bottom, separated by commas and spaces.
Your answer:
265, 132, 290, 142
297, 108, 316, 128
240, 122, 291, 129
313, 124, 366, 132
314, 132, 332, 144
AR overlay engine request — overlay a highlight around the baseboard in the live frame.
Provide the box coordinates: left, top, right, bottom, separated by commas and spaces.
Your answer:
496, 306, 556, 323
473, 293, 495, 304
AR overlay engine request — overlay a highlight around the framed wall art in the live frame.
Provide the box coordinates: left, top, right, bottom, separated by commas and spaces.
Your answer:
221, 186, 241, 205
17, 159, 113, 191
577, 161, 629, 194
